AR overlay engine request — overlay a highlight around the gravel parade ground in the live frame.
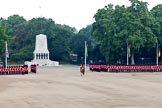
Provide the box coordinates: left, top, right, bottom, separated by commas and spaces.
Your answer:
0, 65, 162, 108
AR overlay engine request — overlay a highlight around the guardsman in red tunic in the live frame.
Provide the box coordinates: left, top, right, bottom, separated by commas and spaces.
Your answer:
80, 64, 85, 76
0, 67, 2, 75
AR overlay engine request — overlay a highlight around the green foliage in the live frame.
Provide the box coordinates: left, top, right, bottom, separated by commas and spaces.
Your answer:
150, 5, 162, 43
150, 4, 162, 63
0, 25, 7, 60
70, 25, 101, 63
49, 24, 75, 62
92, 0, 160, 64
0, 15, 77, 63
2, 15, 26, 37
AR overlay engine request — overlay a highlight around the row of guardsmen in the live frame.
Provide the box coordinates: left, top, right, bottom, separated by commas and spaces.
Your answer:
0, 65, 28, 75
90, 65, 162, 72
108, 65, 162, 72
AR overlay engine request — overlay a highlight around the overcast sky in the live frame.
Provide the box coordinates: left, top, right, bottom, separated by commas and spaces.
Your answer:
0, 0, 161, 30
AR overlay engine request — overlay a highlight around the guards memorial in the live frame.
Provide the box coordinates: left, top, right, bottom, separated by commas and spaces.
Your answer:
25, 34, 59, 66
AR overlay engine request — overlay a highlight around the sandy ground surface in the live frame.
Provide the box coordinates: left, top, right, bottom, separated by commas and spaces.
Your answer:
0, 65, 162, 108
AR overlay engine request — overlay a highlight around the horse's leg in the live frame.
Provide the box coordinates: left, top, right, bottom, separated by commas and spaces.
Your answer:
81, 70, 82, 76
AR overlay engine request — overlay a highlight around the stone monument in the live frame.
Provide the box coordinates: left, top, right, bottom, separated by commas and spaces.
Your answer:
25, 34, 59, 66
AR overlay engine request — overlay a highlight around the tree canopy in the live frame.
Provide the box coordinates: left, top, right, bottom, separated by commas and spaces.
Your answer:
92, 0, 162, 64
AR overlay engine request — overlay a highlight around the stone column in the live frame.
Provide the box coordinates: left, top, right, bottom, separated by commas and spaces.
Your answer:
41, 53, 43, 59
39, 53, 40, 59
48, 53, 49, 60
36, 54, 38, 59
44, 53, 46, 59
46, 53, 48, 59
34, 53, 36, 60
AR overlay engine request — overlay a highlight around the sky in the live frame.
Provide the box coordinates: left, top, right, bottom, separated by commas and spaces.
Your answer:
0, 0, 161, 31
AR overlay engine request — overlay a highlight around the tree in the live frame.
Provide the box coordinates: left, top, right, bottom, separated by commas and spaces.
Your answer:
0, 25, 7, 61
70, 25, 100, 64
92, 4, 115, 63
1, 15, 26, 37
92, 0, 157, 65
128, 0, 157, 64
48, 24, 76, 62
151, 4, 162, 63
